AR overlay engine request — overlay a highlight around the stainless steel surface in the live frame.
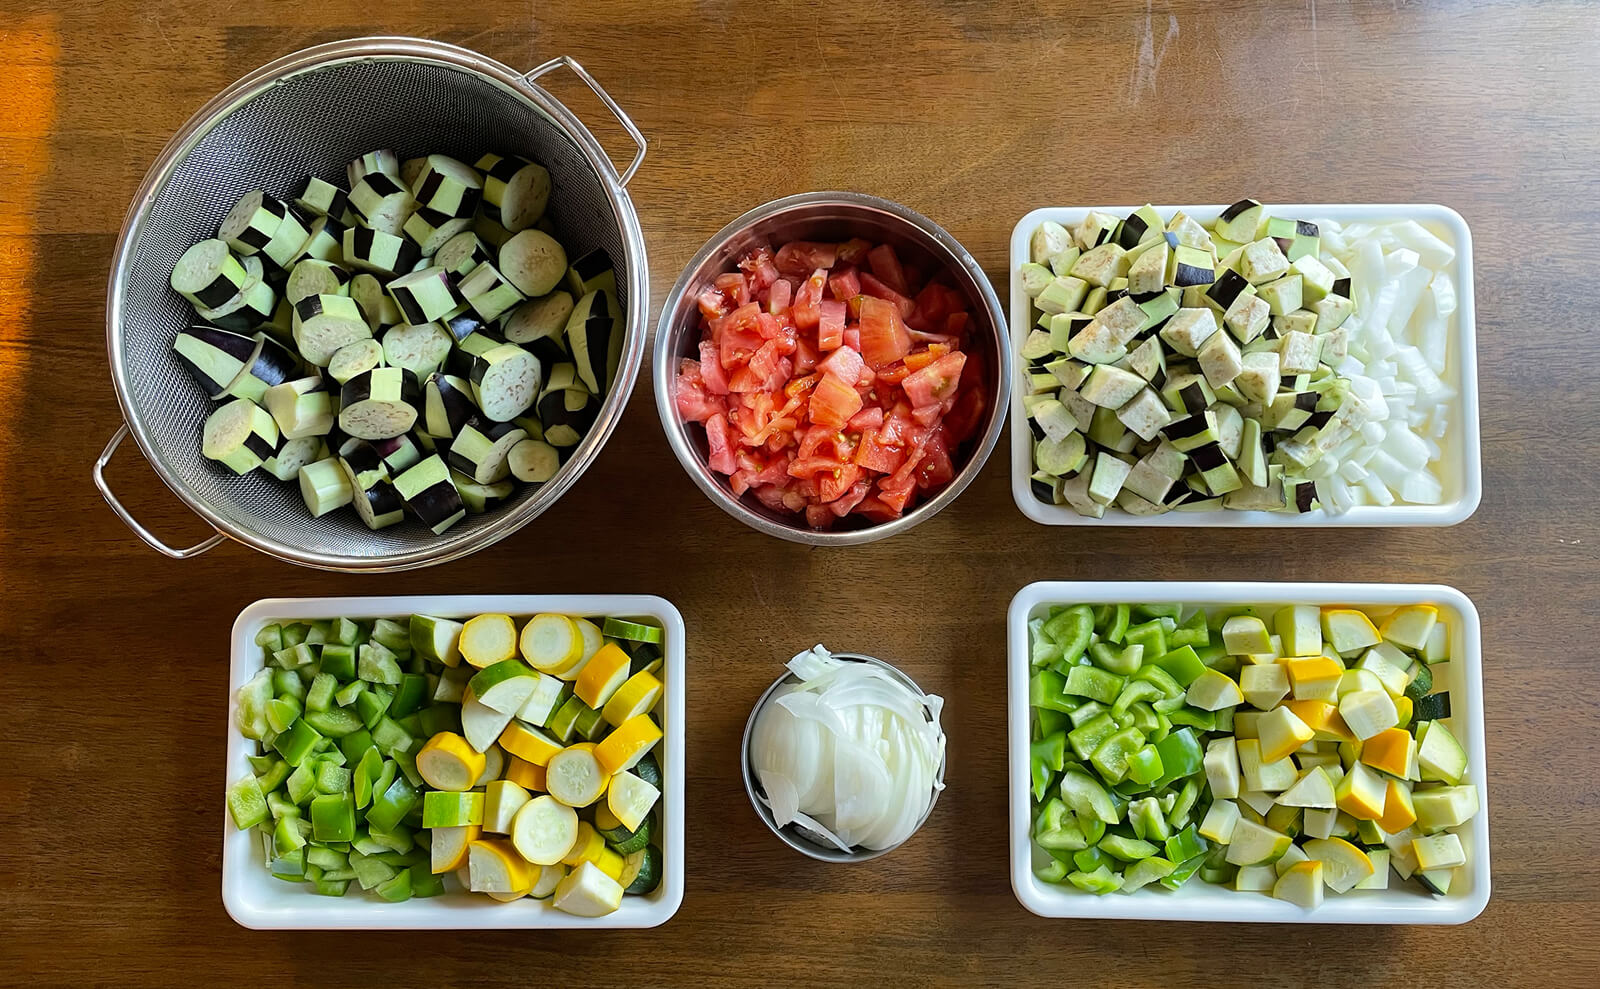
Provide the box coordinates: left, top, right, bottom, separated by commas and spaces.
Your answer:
653, 191, 1010, 545
740, 652, 945, 864
522, 56, 647, 187
94, 424, 228, 560
103, 36, 649, 571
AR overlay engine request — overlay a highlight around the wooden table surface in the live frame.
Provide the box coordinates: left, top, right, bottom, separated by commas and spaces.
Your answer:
4, 0, 1598, 985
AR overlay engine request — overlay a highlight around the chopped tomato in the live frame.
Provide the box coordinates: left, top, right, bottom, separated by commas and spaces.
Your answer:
854, 495, 901, 522
697, 288, 731, 321
817, 462, 862, 503
836, 238, 873, 265
866, 244, 909, 295
857, 296, 912, 368
765, 278, 792, 314
829, 478, 873, 516
859, 272, 915, 318
946, 311, 970, 336
804, 504, 835, 529
816, 345, 865, 386
809, 373, 864, 429
774, 241, 839, 276
790, 268, 826, 331
705, 414, 736, 474
674, 360, 725, 423
738, 247, 780, 289
914, 431, 955, 489
854, 425, 908, 474
714, 272, 751, 308
901, 352, 967, 408
698, 341, 730, 395
792, 334, 819, 375
846, 406, 885, 432
817, 299, 847, 351
828, 266, 861, 302
842, 325, 861, 352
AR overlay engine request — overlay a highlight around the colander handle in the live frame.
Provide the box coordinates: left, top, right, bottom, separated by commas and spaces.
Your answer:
522, 56, 647, 187
93, 424, 226, 560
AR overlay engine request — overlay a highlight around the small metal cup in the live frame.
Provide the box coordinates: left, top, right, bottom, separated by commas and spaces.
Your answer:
740, 652, 945, 863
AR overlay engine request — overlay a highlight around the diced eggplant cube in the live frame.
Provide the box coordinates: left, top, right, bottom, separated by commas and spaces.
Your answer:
1035, 430, 1088, 476
1138, 286, 1181, 328
1086, 451, 1132, 505
1044, 357, 1091, 390
1049, 246, 1082, 277
1069, 244, 1127, 288
1161, 372, 1215, 415
1240, 238, 1290, 285
1075, 212, 1121, 251
1190, 442, 1242, 495
1272, 308, 1319, 337
1030, 221, 1072, 266
1287, 221, 1321, 262
1214, 199, 1264, 242
1198, 328, 1244, 389
1020, 262, 1055, 298
1224, 293, 1271, 344
1320, 326, 1350, 363
1125, 336, 1166, 383
1116, 489, 1169, 515
1059, 387, 1098, 432
1067, 322, 1127, 365
1060, 465, 1105, 518
1214, 403, 1244, 459
1022, 328, 1054, 361
1238, 417, 1269, 487
1164, 409, 1218, 452
1166, 211, 1214, 250
1127, 241, 1168, 296
1159, 307, 1220, 357
1116, 387, 1172, 441
1031, 399, 1080, 442
1284, 477, 1318, 513
1087, 405, 1128, 447
1146, 439, 1189, 480
1030, 470, 1060, 505
1257, 274, 1303, 316
1028, 371, 1059, 393
1290, 255, 1336, 304
1312, 293, 1354, 333
1081, 364, 1146, 409
1234, 350, 1282, 403
1035, 275, 1090, 315
1206, 269, 1252, 310
1082, 286, 1108, 315
1091, 296, 1149, 348
1123, 457, 1176, 503
1223, 476, 1286, 511
1278, 330, 1322, 374
1168, 245, 1216, 287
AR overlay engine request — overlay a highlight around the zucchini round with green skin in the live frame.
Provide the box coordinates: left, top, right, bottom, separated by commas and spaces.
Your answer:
469, 343, 541, 422
223, 332, 302, 403
621, 845, 661, 894
476, 153, 550, 232
173, 325, 257, 399
457, 260, 525, 322
263, 375, 334, 439
392, 454, 465, 535
217, 191, 289, 257
327, 338, 384, 384
498, 229, 567, 296
338, 367, 420, 440
565, 289, 621, 396
434, 230, 491, 283
507, 438, 559, 484
293, 293, 372, 366
451, 469, 514, 513
263, 434, 324, 482
171, 238, 250, 309
292, 175, 349, 221
381, 320, 453, 377
410, 154, 483, 218
346, 148, 400, 188
632, 753, 662, 790
342, 226, 418, 278
202, 398, 280, 474
286, 258, 351, 305
297, 457, 353, 517
602, 618, 663, 645
422, 372, 477, 440
444, 418, 526, 484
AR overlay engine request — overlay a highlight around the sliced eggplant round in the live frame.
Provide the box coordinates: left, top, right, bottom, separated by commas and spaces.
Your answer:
393, 454, 466, 535
293, 293, 372, 366
401, 207, 473, 259
457, 260, 525, 323
216, 191, 287, 257
503, 291, 574, 353
328, 338, 385, 385
565, 289, 620, 396
422, 372, 479, 441
411, 154, 483, 218
202, 398, 280, 475
338, 366, 421, 440
342, 226, 419, 278
264, 375, 335, 439
498, 229, 567, 297
263, 434, 324, 482
171, 238, 250, 310
293, 176, 350, 222
348, 172, 416, 236
508, 438, 560, 484
386, 267, 463, 326
347, 148, 400, 188
369, 432, 424, 475
348, 273, 402, 332
475, 153, 550, 232
469, 343, 541, 422
434, 230, 491, 283
286, 258, 351, 305
173, 325, 257, 399
224, 332, 304, 403
382, 321, 453, 378
298, 456, 354, 517
536, 363, 599, 448
450, 468, 514, 513
444, 418, 527, 484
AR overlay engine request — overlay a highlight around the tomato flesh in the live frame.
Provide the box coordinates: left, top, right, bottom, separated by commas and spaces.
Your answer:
675, 235, 986, 529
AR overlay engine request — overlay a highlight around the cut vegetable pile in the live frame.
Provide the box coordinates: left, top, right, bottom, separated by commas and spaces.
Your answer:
749, 646, 945, 851
1026, 601, 1477, 906
1018, 202, 1458, 516
170, 148, 624, 536
674, 238, 990, 528
229, 611, 666, 914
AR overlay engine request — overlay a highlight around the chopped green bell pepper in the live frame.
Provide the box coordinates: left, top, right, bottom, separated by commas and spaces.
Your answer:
1068, 713, 1118, 762
1168, 706, 1216, 731
1123, 619, 1168, 659
1129, 797, 1172, 842
310, 792, 356, 842
303, 705, 365, 738
1095, 603, 1131, 643
1089, 641, 1144, 676
1067, 865, 1125, 894
1090, 726, 1145, 784
364, 775, 418, 833
1111, 678, 1164, 718
1034, 858, 1070, 884
1060, 771, 1120, 825
1133, 664, 1184, 698
408, 863, 445, 898
1170, 611, 1210, 648
271, 719, 323, 767
1073, 846, 1114, 874
226, 777, 268, 830
305, 672, 337, 713
1042, 605, 1096, 664
1168, 777, 1201, 827
1065, 665, 1126, 705
1154, 646, 1207, 687
1160, 852, 1207, 890
1031, 731, 1067, 801
1122, 855, 1177, 891
1068, 700, 1107, 728
1034, 707, 1072, 741
388, 673, 429, 719
270, 849, 305, 881
1153, 728, 1204, 786
1124, 743, 1164, 786
1029, 670, 1078, 714
1134, 603, 1183, 622
1099, 833, 1159, 862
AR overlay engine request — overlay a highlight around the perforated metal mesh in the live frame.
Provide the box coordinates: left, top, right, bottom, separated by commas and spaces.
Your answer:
113, 52, 636, 567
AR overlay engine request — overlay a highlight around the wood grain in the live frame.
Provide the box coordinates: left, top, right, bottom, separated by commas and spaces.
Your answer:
3, 0, 1599, 985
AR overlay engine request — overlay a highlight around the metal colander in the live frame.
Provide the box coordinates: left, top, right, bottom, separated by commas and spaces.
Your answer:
96, 37, 648, 572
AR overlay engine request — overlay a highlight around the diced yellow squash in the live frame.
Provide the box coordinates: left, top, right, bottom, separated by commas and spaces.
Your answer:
1380, 605, 1439, 651
1377, 778, 1417, 834
1284, 656, 1343, 703
1360, 727, 1414, 777
1240, 663, 1290, 710
1335, 761, 1387, 820
1302, 836, 1374, 893
1339, 689, 1399, 741
1274, 605, 1322, 658
1257, 706, 1315, 763
1411, 832, 1466, 871
1272, 860, 1324, 909
1413, 784, 1480, 832
1284, 699, 1355, 742
1321, 609, 1381, 655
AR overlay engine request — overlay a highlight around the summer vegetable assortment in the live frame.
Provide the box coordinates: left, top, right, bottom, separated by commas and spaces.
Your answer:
1026, 601, 1478, 906
748, 646, 946, 852
228, 611, 666, 914
1018, 201, 1458, 516
169, 146, 625, 535
674, 237, 990, 528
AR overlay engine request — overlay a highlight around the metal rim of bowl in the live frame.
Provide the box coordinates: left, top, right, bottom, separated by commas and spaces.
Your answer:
104, 36, 650, 572
740, 651, 946, 863
652, 190, 1012, 546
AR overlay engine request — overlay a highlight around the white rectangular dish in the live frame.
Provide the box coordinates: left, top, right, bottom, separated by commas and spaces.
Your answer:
1006, 580, 1489, 924
223, 594, 686, 930
1008, 204, 1481, 526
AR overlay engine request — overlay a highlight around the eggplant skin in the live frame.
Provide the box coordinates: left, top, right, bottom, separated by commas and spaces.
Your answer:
1220, 198, 1262, 222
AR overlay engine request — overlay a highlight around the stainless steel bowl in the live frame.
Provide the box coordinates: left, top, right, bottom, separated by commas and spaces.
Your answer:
740, 652, 945, 863
96, 37, 649, 571
653, 191, 1010, 545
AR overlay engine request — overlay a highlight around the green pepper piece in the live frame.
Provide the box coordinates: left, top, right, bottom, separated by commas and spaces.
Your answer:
272, 815, 306, 856
1133, 664, 1184, 698
1030, 617, 1062, 668
388, 673, 429, 719
1124, 743, 1164, 786
1101, 603, 1131, 643
255, 623, 285, 652
1129, 797, 1172, 842
358, 642, 404, 685
1029, 670, 1078, 714
1123, 620, 1168, 659
1127, 702, 1160, 737
1098, 833, 1159, 862
331, 616, 361, 646
1034, 707, 1071, 741
305, 672, 338, 713
319, 644, 355, 681
409, 863, 446, 898
1170, 611, 1211, 648
1164, 823, 1208, 863
273, 669, 308, 702
1134, 602, 1183, 622
1034, 797, 1068, 834
353, 746, 384, 809
315, 759, 352, 795
1089, 641, 1145, 676
311, 878, 351, 897
1090, 726, 1146, 784
1067, 865, 1125, 894
418, 703, 462, 739
1154, 646, 1207, 687
310, 792, 356, 842
1073, 846, 1113, 873
252, 757, 291, 794
350, 850, 399, 891
266, 791, 300, 822
305, 845, 347, 873
1030, 731, 1067, 802
1198, 864, 1236, 884
334, 679, 367, 708
303, 705, 365, 738
304, 620, 332, 646
365, 774, 419, 833
371, 716, 415, 759
1064, 665, 1126, 705
1122, 855, 1177, 891
280, 623, 309, 649
1168, 777, 1201, 828
1059, 771, 1120, 825
1042, 605, 1096, 665
1213, 707, 1234, 733
274, 642, 317, 669
265, 696, 302, 734
226, 777, 268, 830
1195, 642, 1229, 668
1068, 700, 1107, 728
1068, 713, 1118, 762
271, 719, 323, 767
1168, 706, 1216, 731
366, 825, 415, 854
1078, 814, 1106, 845
1152, 728, 1204, 788
1110, 679, 1164, 718
1034, 858, 1070, 884
338, 729, 375, 765
270, 849, 306, 881
1036, 816, 1089, 851
1159, 852, 1207, 890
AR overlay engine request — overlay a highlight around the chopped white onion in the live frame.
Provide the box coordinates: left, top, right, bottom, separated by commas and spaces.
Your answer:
750, 646, 945, 852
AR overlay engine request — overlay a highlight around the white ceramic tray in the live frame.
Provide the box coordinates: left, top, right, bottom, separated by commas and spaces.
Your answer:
1008, 204, 1481, 526
1007, 581, 1489, 924
223, 594, 686, 930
